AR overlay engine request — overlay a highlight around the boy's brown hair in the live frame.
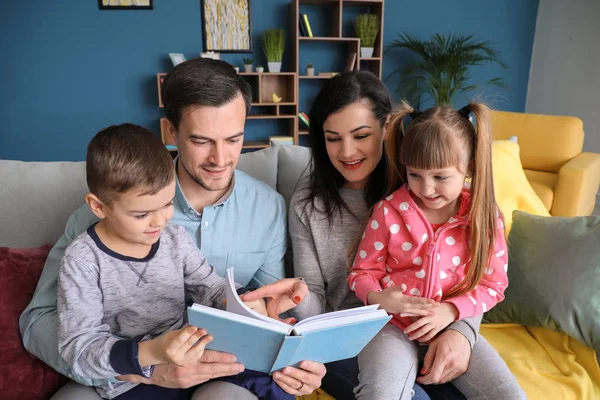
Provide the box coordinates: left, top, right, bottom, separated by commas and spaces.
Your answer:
86, 123, 175, 206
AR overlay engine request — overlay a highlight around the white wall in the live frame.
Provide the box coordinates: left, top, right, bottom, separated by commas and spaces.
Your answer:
526, 0, 600, 154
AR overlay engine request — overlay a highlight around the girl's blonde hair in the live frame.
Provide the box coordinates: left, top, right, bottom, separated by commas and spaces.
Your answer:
348, 100, 498, 299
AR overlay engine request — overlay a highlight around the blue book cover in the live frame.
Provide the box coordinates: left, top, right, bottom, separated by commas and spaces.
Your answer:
187, 268, 391, 374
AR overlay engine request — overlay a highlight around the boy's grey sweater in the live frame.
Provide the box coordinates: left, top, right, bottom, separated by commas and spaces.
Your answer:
57, 224, 229, 399
288, 184, 481, 348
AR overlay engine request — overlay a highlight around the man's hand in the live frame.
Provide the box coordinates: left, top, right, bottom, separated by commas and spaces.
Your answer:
240, 278, 308, 323
118, 349, 244, 388
404, 303, 458, 342
272, 361, 326, 396
417, 329, 471, 385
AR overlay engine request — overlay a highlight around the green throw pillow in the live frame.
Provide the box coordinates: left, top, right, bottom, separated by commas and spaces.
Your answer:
484, 210, 600, 352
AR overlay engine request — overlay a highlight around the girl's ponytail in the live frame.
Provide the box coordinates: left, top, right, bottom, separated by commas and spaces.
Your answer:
446, 102, 498, 298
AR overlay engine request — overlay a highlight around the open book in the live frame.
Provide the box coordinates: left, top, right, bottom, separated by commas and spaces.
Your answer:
187, 268, 391, 374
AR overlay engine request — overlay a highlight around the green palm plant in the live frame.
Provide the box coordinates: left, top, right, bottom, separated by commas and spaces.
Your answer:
387, 33, 508, 107
263, 29, 285, 63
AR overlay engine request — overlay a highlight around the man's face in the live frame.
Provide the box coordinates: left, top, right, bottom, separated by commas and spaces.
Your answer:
172, 95, 246, 192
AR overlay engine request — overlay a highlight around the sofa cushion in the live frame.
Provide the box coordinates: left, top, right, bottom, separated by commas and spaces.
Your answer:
485, 211, 600, 353
524, 169, 557, 211
237, 145, 279, 190
491, 141, 550, 234
274, 143, 312, 210
0, 161, 87, 248
0, 246, 68, 399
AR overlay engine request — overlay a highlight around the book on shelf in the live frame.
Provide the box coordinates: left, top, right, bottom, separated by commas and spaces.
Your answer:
317, 72, 338, 77
298, 112, 310, 127
345, 52, 357, 72
298, 14, 308, 37
187, 268, 391, 374
269, 136, 294, 145
301, 14, 313, 38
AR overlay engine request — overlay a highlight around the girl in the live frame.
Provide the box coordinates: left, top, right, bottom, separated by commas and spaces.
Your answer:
347, 101, 526, 399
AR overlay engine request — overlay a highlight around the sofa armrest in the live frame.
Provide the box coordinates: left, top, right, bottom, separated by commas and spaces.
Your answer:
552, 152, 600, 216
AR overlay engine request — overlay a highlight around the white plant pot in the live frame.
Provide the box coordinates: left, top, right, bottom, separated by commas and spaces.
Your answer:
256, 67, 264, 73
360, 47, 374, 58
306, 68, 315, 76
267, 62, 282, 73
244, 64, 253, 73
233, 67, 240, 73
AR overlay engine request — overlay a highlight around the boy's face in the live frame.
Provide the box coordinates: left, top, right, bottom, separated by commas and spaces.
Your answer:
92, 180, 177, 247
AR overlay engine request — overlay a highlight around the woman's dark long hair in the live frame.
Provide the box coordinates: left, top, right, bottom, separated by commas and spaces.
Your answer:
305, 70, 392, 223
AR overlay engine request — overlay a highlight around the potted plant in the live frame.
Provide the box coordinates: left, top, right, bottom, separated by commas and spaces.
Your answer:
354, 14, 379, 58
388, 33, 508, 107
306, 63, 315, 76
263, 29, 285, 73
243, 57, 253, 73
256, 65, 264, 73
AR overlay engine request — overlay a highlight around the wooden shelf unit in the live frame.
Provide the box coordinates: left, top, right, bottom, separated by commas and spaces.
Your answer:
292, 0, 385, 144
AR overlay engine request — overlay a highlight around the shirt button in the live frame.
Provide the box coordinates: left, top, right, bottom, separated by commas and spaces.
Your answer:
204, 221, 209, 227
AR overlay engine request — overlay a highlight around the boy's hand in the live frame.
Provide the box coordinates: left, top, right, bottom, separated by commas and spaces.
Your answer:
244, 298, 268, 316
141, 326, 212, 367
404, 303, 459, 343
367, 287, 436, 316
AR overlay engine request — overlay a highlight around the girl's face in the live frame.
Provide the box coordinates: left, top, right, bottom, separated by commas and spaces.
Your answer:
323, 101, 386, 189
406, 166, 467, 215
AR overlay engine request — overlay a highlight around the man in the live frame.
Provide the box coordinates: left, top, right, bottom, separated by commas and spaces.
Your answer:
20, 58, 324, 399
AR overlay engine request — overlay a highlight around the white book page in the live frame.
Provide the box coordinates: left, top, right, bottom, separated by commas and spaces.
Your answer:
190, 304, 289, 334
293, 304, 380, 328
225, 268, 290, 330
293, 309, 389, 335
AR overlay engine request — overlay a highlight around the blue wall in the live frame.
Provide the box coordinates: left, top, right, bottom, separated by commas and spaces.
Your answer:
0, 0, 538, 161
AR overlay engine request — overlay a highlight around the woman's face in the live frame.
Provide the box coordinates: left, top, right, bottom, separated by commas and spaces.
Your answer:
323, 101, 386, 189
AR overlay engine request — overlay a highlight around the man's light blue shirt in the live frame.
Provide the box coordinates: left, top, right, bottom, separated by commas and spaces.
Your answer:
19, 169, 287, 386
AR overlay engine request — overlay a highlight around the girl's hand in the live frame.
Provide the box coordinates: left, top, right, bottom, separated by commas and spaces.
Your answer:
141, 326, 212, 366
243, 298, 268, 316
404, 303, 459, 342
367, 287, 436, 316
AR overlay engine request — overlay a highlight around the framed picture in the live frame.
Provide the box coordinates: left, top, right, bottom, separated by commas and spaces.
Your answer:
201, 0, 252, 53
98, 0, 153, 10
169, 53, 186, 67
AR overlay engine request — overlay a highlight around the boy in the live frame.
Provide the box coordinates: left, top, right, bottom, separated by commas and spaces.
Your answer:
57, 124, 283, 400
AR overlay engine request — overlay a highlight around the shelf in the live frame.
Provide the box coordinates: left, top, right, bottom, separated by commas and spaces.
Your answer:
243, 140, 270, 149
299, 130, 310, 135
247, 114, 297, 119
251, 102, 296, 106
239, 72, 296, 76
299, 75, 333, 79
342, 0, 384, 5
360, 57, 381, 61
299, 37, 359, 42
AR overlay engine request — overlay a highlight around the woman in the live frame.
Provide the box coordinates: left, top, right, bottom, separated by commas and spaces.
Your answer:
245, 71, 481, 400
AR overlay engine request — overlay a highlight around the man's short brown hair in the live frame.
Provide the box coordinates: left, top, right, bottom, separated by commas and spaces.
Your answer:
86, 123, 175, 205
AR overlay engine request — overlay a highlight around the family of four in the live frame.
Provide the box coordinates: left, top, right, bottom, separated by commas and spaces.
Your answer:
19, 58, 526, 400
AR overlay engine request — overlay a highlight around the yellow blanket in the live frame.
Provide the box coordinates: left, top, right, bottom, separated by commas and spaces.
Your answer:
297, 324, 600, 400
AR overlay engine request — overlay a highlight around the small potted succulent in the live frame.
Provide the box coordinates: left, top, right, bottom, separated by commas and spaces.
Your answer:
354, 14, 379, 58
306, 63, 315, 76
243, 57, 253, 73
256, 64, 264, 73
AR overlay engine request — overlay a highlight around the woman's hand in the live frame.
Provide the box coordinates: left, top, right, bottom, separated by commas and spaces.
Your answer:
272, 360, 326, 396
240, 278, 308, 323
243, 298, 268, 316
367, 287, 436, 316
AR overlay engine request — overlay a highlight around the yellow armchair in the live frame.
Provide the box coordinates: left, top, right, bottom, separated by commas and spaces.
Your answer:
490, 110, 600, 216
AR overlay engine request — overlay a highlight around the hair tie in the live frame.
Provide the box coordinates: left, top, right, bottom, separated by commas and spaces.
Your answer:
458, 105, 471, 119
409, 110, 421, 120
